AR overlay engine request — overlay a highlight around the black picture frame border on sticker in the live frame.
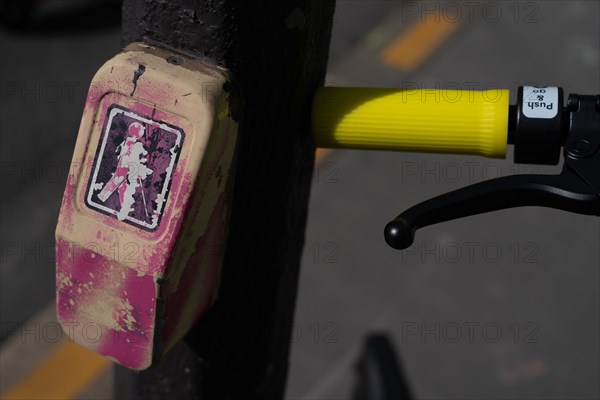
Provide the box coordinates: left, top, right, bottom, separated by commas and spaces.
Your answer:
84, 103, 186, 233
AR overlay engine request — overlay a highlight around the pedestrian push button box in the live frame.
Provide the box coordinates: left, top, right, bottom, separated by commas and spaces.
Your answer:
55, 42, 239, 370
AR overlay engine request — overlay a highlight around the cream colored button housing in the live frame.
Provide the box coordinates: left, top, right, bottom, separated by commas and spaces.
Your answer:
55, 42, 239, 370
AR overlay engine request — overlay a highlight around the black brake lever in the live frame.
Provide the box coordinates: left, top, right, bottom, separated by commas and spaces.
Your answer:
385, 90, 600, 250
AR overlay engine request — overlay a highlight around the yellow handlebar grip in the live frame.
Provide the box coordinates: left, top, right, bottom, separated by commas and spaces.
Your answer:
312, 87, 510, 158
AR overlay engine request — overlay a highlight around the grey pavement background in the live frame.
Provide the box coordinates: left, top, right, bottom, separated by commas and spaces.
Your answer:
0, 1, 598, 399
0, 22, 123, 342
287, 1, 600, 399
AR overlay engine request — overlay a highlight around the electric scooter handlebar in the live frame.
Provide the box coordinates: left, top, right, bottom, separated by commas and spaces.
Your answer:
311, 86, 600, 249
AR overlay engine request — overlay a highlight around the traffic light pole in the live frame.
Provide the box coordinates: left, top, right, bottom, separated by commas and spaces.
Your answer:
115, 1, 336, 398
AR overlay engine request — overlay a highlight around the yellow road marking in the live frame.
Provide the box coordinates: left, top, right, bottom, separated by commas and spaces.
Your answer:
315, 148, 331, 163
2, 342, 111, 400
2, 149, 329, 400
380, 13, 460, 71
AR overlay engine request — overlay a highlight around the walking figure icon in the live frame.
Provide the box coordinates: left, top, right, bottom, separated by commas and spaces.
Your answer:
97, 121, 153, 221
86, 105, 185, 231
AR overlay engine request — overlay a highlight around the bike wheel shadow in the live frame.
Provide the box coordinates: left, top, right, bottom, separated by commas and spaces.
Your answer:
353, 333, 414, 400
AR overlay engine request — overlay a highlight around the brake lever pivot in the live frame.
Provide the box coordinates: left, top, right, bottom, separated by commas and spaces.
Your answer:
385, 87, 600, 249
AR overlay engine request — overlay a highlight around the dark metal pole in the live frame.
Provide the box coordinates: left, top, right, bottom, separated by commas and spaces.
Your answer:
116, 0, 336, 398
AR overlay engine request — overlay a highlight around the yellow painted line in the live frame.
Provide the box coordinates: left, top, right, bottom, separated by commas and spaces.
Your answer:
316, 148, 331, 163
380, 13, 460, 71
2, 342, 111, 400
2, 150, 330, 400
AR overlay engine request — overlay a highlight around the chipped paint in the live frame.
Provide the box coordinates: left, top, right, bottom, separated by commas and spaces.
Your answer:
55, 43, 238, 370
130, 64, 146, 96
85, 105, 184, 231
